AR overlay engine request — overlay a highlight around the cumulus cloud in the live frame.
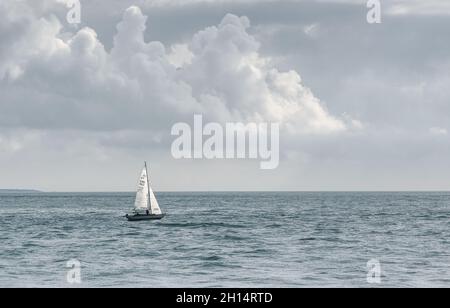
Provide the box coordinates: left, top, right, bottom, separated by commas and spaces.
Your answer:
1, 0, 450, 191
0, 1, 348, 137
429, 127, 448, 136
387, 0, 450, 16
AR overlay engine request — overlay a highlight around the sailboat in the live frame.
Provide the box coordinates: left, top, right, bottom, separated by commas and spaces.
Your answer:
125, 162, 165, 221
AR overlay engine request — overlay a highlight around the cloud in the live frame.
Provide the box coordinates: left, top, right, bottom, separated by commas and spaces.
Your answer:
1, 0, 450, 191
429, 127, 448, 136
387, 0, 450, 16
0, 1, 348, 137
143, 0, 284, 8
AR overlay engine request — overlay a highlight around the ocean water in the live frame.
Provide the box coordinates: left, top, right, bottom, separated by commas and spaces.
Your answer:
0, 192, 449, 288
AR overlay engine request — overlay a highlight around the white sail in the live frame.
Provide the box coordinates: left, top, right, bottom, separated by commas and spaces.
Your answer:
134, 167, 149, 210
149, 186, 162, 215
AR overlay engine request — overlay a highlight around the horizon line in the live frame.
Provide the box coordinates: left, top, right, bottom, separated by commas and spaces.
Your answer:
3, 189, 450, 193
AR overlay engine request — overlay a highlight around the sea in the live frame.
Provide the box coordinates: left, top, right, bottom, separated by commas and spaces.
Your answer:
0, 192, 449, 288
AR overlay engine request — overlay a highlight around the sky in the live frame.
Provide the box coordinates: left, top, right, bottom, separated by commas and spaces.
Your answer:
0, 0, 449, 192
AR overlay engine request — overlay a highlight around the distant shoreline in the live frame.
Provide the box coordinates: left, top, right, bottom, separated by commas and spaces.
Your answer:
0, 189, 42, 194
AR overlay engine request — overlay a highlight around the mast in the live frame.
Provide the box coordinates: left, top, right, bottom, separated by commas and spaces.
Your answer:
145, 161, 151, 212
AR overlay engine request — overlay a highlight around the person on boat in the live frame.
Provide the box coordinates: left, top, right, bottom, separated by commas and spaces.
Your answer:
146, 210, 149, 215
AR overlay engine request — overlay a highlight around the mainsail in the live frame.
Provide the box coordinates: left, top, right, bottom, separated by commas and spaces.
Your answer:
134, 163, 163, 215
134, 167, 149, 210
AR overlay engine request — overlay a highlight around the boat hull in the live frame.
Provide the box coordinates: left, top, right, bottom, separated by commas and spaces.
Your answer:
126, 213, 166, 221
